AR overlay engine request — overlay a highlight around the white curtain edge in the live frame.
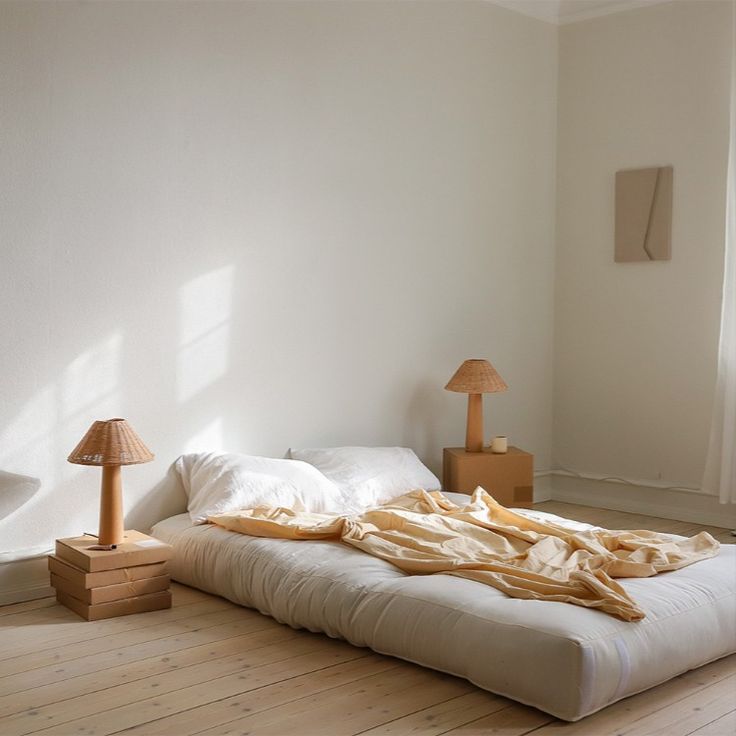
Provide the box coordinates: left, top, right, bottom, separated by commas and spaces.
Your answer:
702, 0, 736, 504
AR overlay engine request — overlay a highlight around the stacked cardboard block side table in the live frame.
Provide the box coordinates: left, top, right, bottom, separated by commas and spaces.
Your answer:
443, 446, 534, 509
49, 530, 173, 621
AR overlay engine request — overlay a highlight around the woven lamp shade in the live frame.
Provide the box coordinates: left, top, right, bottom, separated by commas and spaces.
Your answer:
67, 419, 154, 466
445, 359, 508, 394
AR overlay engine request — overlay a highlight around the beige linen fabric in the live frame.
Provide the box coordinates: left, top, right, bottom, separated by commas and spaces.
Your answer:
209, 488, 719, 621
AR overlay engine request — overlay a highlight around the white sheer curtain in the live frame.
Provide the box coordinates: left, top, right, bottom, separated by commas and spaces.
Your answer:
703, 5, 736, 504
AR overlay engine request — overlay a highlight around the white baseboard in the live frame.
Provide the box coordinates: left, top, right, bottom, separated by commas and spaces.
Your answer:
0, 555, 53, 606
549, 473, 736, 529
533, 472, 553, 502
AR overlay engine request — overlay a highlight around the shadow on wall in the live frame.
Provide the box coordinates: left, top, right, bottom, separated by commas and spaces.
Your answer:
401, 378, 446, 477
126, 463, 187, 532
0, 471, 42, 522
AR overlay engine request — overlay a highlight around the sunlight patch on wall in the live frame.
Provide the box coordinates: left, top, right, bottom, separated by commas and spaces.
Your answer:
62, 333, 123, 420
183, 418, 224, 454
0, 332, 124, 496
0, 384, 56, 473
177, 266, 233, 403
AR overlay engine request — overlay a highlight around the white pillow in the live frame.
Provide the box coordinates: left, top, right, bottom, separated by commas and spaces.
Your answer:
175, 452, 348, 524
288, 446, 441, 509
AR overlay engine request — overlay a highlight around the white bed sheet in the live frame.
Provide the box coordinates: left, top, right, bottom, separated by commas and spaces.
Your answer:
152, 500, 736, 721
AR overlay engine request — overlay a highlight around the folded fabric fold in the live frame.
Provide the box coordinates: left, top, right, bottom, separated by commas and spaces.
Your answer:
209, 488, 720, 621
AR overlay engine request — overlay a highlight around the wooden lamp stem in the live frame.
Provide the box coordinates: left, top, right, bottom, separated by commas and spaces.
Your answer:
99, 465, 124, 545
465, 393, 484, 452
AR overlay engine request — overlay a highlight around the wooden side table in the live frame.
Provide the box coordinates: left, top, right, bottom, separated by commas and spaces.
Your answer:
443, 446, 534, 508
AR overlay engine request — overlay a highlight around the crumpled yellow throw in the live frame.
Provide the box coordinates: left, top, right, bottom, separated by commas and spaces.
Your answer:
209, 488, 720, 621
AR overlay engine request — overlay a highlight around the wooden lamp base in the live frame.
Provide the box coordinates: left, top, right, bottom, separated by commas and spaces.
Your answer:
98, 465, 124, 546
465, 393, 484, 453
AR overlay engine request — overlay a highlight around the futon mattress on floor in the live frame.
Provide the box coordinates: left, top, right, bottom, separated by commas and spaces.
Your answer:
152, 504, 736, 721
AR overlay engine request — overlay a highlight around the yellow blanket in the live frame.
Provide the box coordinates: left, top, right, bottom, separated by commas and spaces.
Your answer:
209, 488, 720, 621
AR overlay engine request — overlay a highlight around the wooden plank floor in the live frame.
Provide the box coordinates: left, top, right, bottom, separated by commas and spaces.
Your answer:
0, 502, 733, 736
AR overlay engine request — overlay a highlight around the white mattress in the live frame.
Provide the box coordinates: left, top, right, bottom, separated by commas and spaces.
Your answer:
152, 500, 736, 721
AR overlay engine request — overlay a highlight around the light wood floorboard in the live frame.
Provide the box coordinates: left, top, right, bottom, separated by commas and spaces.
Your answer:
0, 503, 733, 736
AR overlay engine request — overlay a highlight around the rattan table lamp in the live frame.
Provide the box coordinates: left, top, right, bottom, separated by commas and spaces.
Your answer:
67, 419, 154, 546
445, 359, 508, 453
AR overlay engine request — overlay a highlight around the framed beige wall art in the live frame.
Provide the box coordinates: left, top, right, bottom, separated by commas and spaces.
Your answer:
615, 165, 673, 262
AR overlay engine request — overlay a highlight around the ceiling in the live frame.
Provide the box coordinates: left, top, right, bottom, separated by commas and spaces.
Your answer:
488, 0, 675, 25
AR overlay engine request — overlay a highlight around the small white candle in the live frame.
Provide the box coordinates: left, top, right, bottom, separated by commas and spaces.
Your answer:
491, 436, 508, 454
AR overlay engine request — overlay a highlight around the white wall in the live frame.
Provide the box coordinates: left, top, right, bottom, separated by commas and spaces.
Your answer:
0, 1, 558, 558
554, 1, 732, 493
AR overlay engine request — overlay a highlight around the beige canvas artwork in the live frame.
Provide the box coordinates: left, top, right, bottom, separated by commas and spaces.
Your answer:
615, 166, 673, 262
